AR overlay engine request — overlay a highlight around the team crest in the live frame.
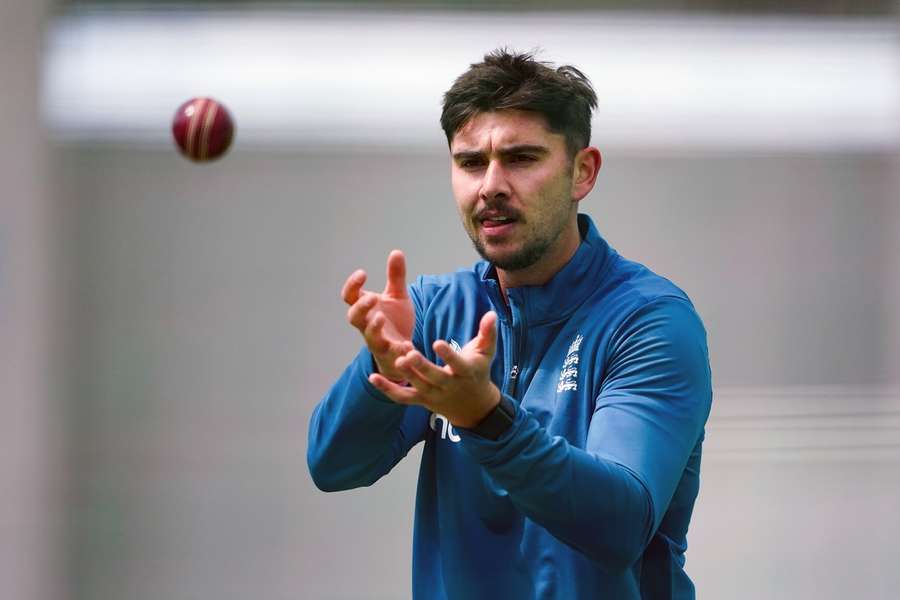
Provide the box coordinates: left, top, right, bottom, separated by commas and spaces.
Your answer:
557, 334, 583, 393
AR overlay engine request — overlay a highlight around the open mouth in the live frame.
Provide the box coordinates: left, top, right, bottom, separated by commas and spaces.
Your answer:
479, 216, 519, 238
481, 215, 517, 229
477, 210, 521, 234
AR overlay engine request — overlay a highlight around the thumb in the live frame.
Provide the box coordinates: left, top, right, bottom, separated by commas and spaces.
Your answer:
384, 250, 408, 298
475, 311, 498, 357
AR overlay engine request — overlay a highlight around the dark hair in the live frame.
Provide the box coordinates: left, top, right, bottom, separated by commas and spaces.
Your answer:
440, 49, 597, 158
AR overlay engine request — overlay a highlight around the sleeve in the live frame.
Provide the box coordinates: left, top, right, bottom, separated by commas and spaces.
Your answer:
306, 284, 431, 492
456, 297, 712, 572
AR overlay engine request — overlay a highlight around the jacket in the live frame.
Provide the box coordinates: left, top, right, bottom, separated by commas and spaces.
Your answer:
308, 214, 713, 599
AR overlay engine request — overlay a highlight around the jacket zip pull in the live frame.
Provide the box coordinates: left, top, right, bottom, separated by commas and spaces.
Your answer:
507, 364, 519, 398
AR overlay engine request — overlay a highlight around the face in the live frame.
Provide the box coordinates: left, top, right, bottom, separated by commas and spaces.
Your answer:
449, 110, 580, 277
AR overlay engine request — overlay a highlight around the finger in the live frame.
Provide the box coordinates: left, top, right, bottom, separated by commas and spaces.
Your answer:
475, 311, 498, 357
384, 250, 408, 299
369, 373, 418, 404
433, 340, 466, 372
341, 269, 367, 305
394, 351, 434, 389
389, 339, 416, 361
346, 294, 377, 331
394, 350, 449, 388
363, 312, 391, 353
393, 363, 433, 394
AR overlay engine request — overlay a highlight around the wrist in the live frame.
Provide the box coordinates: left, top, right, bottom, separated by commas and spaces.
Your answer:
466, 394, 516, 441
451, 385, 500, 429
370, 354, 408, 385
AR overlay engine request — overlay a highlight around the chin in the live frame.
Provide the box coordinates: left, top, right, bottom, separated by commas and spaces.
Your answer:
477, 242, 516, 263
481, 246, 543, 272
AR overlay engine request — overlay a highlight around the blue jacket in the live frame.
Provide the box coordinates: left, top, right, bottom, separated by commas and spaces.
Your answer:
308, 214, 712, 599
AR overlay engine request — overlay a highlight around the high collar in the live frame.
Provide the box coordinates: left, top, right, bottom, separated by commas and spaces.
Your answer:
477, 214, 614, 326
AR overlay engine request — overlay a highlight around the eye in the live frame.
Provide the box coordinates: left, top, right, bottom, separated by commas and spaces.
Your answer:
459, 158, 485, 169
509, 153, 537, 164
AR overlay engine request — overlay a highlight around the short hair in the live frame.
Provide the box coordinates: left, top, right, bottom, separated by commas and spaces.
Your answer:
440, 49, 597, 158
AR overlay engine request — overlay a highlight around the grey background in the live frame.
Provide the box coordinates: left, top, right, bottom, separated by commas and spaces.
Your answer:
62, 148, 900, 390
59, 147, 900, 599
3, 2, 900, 599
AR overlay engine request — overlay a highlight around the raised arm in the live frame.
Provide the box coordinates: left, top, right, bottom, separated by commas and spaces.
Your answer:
341, 250, 416, 383
307, 251, 429, 492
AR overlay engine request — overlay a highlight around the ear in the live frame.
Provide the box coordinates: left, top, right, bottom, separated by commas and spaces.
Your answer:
571, 146, 602, 202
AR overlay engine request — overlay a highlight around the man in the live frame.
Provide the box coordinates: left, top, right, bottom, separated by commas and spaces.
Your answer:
308, 49, 712, 600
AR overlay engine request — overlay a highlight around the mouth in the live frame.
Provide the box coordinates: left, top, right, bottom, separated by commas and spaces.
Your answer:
477, 211, 520, 236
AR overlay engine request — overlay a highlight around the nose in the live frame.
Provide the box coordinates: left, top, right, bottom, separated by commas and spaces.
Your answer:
479, 160, 511, 202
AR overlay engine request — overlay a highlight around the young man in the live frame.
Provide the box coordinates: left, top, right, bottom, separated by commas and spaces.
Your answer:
308, 50, 712, 600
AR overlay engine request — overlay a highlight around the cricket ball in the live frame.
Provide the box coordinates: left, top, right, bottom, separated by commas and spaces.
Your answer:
172, 97, 235, 162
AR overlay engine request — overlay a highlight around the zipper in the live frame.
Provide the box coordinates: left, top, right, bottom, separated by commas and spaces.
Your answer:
507, 364, 520, 400
500, 317, 515, 397
506, 294, 526, 400
493, 283, 526, 400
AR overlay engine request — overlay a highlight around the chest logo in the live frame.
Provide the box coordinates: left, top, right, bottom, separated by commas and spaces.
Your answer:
557, 334, 583, 393
430, 413, 461, 442
430, 338, 463, 443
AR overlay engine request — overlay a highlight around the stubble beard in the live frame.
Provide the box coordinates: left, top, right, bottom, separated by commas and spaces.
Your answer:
470, 224, 559, 272
465, 169, 575, 273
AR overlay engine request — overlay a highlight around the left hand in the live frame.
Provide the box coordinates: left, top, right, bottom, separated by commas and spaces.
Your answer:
369, 311, 501, 429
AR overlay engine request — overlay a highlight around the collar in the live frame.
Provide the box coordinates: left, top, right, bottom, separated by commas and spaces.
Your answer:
477, 213, 614, 326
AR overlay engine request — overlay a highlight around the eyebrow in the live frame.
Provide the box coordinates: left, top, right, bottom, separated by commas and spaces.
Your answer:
452, 144, 550, 162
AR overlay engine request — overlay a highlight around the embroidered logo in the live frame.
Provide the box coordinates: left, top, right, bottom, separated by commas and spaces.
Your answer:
557, 334, 583, 393
449, 339, 462, 353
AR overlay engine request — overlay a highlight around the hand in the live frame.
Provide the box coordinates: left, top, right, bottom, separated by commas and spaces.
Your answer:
342, 250, 415, 383
369, 311, 501, 429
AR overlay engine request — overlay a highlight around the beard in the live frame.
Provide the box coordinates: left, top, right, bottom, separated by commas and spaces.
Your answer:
469, 222, 562, 272
463, 169, 575, 273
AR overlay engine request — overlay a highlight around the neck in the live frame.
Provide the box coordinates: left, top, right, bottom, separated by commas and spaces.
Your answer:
497, 218, 582, 295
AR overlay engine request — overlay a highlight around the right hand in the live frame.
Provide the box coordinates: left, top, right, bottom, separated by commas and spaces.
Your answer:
342, 250, 415, 383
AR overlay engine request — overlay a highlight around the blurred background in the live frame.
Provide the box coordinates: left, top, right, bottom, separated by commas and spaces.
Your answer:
2, 0, 899, 598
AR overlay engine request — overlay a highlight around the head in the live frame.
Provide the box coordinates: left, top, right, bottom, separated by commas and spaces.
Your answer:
441, 49, 597, 160
441, 50, 601, 285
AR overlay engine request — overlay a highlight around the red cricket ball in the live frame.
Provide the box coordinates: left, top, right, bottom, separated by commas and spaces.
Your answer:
172, 97, 235, 162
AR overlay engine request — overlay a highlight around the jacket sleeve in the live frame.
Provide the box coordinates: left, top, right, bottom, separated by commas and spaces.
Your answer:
306, 286, 430, 492
456, 297, 712, 572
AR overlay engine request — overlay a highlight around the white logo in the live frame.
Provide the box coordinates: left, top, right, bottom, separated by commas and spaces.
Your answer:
557, 334, 583, 393
430, 339, 463, 443
430, 413, 460, 442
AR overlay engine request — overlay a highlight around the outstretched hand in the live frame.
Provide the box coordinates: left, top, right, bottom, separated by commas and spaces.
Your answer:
369, 311, 501, 429
342, 250, 415, 383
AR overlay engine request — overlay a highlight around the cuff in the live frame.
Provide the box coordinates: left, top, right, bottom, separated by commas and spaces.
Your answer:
352, 348, 398, 405
466, 394, 517, 440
